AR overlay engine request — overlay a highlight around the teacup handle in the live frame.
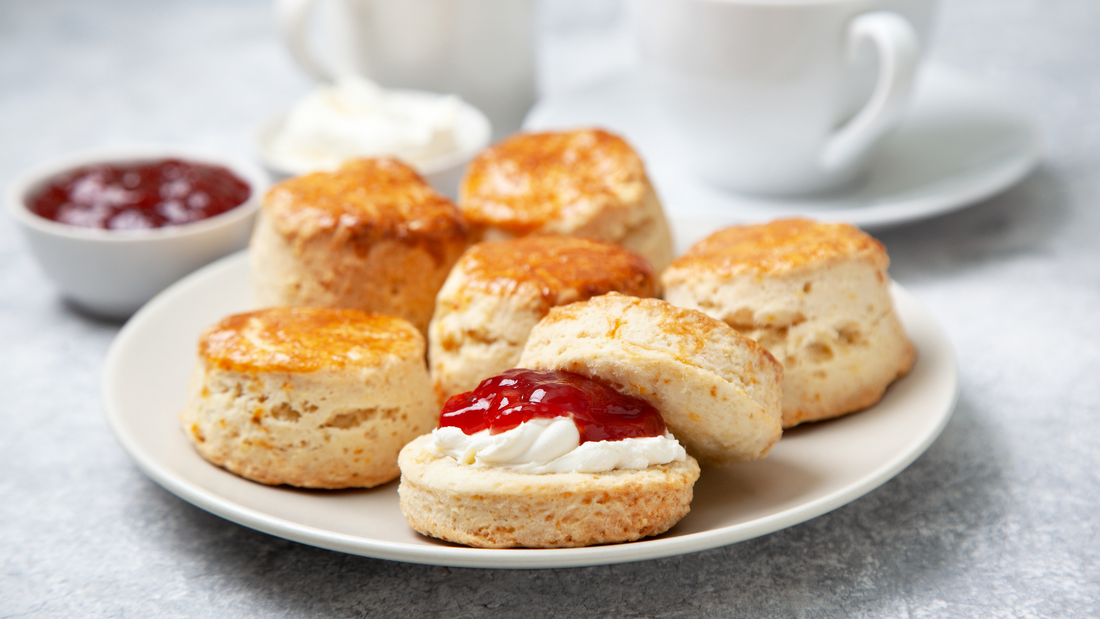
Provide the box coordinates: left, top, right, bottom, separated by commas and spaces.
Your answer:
277, 0, 337, 81
821, 11, 920, 171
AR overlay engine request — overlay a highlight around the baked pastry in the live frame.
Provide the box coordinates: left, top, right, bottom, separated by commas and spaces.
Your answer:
660, 218, 916, 428
518, 293, 784, 464
250, 157, 469, 335
181, 306, 435, 489
428, 235, 657, 404
458, 128, 675, 271
399, 435, 699, 548
398, 368, 700, 548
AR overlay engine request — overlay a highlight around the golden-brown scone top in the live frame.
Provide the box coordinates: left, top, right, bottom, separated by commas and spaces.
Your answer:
459, 129, 649, 235
458, 236, 656, 306
263, 157, 467, 257
200, 307, 423, 374
670, 218, 888, 276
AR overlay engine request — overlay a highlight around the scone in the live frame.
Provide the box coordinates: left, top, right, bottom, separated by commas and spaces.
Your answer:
429, 235, 657, 404
518, 293, 784, 464
458, 128, 675, 271
250, 157, 469, 335
660, 218, 916, 428
398, 369, 700, 548
399, 435, 699, 548
181, 307, 436, 489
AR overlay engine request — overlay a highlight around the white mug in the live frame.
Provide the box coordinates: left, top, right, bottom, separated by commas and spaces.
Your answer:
277, 0, 538, 138
633, 0, 934, 196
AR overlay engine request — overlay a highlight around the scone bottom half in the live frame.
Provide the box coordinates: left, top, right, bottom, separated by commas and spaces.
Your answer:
399, 435, 700, 549
661, 218, 916, 428
180, 306, 436, 489
397, 368, 701, 548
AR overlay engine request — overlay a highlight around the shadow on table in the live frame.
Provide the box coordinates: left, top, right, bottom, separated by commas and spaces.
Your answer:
876, 165, 1069, 283
58, 298, 130, 327
136, 389, 1010, 617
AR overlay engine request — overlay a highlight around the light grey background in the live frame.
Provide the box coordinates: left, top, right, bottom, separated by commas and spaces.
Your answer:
2, 1, 1098, 617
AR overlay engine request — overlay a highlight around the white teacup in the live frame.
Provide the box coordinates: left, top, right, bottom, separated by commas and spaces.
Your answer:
633, 0, 935, 196
277, 0, 537, 138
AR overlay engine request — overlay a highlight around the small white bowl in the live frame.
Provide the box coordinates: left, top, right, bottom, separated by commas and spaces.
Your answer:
255, 89, 491, 199
6, 145, 269, 318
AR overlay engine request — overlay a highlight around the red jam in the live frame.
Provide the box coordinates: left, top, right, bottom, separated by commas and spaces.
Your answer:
439, 369, 666, 443
29, 158, 251, 230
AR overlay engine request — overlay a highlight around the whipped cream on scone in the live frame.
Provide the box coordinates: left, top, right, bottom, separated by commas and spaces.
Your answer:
431, 368, 685, 475
431, 417, 686, 474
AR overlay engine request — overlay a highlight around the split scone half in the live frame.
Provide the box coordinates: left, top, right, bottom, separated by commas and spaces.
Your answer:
518, 293, 784, 464
458, 128, 675, 271
181, 307, 436, 489
398, 434, 700, 548
428, 235, 657, 405
250, 157, 469, 335
398, 368, 701, 548
661, 218, 916, 428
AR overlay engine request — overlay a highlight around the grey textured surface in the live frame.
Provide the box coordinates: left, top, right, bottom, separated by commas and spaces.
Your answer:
2, 0, 1099, 616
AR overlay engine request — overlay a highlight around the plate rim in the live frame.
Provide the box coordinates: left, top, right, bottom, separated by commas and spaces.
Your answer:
103, 250, 959, 569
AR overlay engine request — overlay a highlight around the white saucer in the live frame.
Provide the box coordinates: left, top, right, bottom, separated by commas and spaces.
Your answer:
525, 65, 1040, 242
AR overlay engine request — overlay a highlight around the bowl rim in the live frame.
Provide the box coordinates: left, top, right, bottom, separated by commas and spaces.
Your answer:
254, 87, 492, 178
6, 144, 270, 243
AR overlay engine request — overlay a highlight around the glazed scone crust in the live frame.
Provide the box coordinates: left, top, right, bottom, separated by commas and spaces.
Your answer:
250, 157, 469, 334
668, 217, 889, 277
398, 435, 700, 548
181, 307, 436, 489
200, 306, 423, 373
458, 129, 674, 271
454, 235, 656, 301
518, 293, 784, 465
661, 219, 916, 428
428, 236, 657, 403
263, 157, 466, 251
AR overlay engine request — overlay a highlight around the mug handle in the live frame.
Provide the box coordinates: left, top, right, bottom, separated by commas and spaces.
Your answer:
821, 11, 920, 171
277, 0, 337, 81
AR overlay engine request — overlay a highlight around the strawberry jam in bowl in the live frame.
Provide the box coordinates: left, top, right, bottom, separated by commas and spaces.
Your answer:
29, 158, 251, 230
431, 369, 687, 474
7, 146, 268, 318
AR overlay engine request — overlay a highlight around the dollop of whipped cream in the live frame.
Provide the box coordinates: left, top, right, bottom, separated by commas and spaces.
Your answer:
431, 417, 687, 474
268, 76, 462, 172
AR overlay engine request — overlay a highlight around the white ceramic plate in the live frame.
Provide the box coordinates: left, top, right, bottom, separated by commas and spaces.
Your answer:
525, 64, 1040, 244
103, 250, 957, 569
